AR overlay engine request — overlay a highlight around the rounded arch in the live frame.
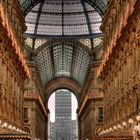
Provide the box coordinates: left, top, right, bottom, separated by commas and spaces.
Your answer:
45, 77, 81, 104
35, 40, 91, 86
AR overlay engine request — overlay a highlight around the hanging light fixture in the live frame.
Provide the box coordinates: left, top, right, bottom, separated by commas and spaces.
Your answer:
128, 119, 134, 124
136, 116, 140, 121
117, 124, 122, 129
2, 122, 8, 128
8, 125, 12, 130
12, 126, 16, 131
113, 125, 117, 130
122, 122, 127, 127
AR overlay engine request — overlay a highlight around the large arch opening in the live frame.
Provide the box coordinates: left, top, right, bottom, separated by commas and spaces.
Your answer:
45, 77, 81, 104
48, 89, 78, 140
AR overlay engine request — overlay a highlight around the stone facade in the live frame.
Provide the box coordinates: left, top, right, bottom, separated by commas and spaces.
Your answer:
45, 77, 81, 103
97, 0, 140, 139
24, 61, 48, 140
0, 0, 48, 139
0, 0, 30, 139
23, 98, 48, 140
0, 0, 140, 140
78, 59, 104, 140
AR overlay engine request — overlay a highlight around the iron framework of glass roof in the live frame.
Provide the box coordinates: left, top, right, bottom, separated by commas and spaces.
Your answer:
19, 0, 108, 16
24, 0, 103, 40
35, 42, 90, 86
20, 0, 106, 87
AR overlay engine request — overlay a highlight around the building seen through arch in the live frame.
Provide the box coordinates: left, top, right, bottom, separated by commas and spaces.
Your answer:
48, 89, 78, 140
0, 0, 140, 140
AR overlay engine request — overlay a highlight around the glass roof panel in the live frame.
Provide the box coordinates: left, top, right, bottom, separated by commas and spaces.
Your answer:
64, 25, 89, 35
24, 0, 103, 39
38, 14, 62, 25
37, 26, 62, 36
35, 42, 90, 85
91, 23, 102, 33
88, 12, 102, 23
87, 0, 108, 14
19, 0, 108, 16
64, 3, 83, 13
64, 14, 87, 25
25, 23, 36, 34
25, 12, 38, 23
42, 3, 62, 13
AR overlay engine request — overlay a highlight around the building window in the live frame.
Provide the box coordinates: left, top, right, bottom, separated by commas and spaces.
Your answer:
24, 107, 29, 124
98, 107, 103, 123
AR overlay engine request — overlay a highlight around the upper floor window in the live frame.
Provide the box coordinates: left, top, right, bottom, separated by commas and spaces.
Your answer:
24, 107, 29, 124
98, 107, 103, 123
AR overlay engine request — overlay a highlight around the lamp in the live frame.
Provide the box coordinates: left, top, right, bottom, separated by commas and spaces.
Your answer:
2, 122, 8, 128
117, 124, 122, 129
113, 126, 117, 130
12, 126, 16, 130
122, 122, 127, 127
109, 127, 113, 132
134, 125, 139, 131
136, 116, 140, 135
8, 125, 12, 130
128, 119, 134, 124
137, 124, 140, 134
133, 124, 140, 136
106, 129, 109, 133
136, 116, 140, 121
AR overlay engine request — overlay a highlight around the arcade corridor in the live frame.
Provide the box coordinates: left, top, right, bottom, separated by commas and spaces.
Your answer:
0, 0, 140, 140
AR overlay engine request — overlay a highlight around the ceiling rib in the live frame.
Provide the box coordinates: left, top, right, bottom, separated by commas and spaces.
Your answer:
32, 1, 44, 49
86, 0, 106, 16
24, 0, 103, 39
23, 0, 41, 16
62, 42, 64, 75
42, 51, 48, 83
81, 0, 94, 49
70, 45, 76, 78
24, 33, 103, 39
62, 0, 64, 36
51, 46, 55, 78
30, 9, 96, 15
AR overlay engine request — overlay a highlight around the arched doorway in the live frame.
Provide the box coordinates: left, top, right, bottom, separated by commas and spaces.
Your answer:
48, 89, 78, 140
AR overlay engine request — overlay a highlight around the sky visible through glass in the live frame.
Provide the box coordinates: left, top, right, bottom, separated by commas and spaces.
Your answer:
48, 90, 78, 122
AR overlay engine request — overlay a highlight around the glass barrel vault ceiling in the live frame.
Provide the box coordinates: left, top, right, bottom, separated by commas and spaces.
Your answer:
19, 0, 107, 86
35, 42, 90, 86
25, 0, 103, 38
